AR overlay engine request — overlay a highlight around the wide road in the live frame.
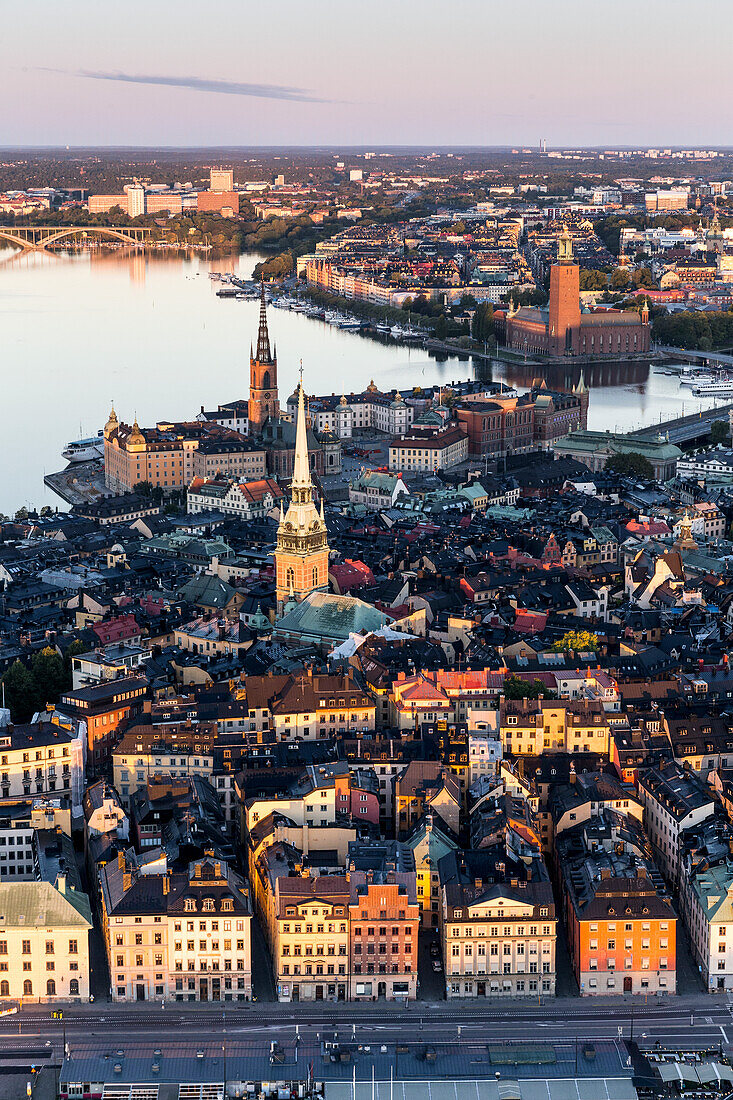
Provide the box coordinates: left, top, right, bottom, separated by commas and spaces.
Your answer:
1, 995, 732, 1053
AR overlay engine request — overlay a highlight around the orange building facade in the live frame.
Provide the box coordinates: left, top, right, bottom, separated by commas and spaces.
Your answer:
558, 815, 678, 997
569, 880, 676, 995
60, 676, 148, 771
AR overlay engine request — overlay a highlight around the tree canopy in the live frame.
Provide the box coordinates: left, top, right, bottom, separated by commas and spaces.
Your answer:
652, 309, 733, 351
503, 675, 556, 700
604, 452, 655, 479
549, 630, 599, 655
1, 646, 71, 723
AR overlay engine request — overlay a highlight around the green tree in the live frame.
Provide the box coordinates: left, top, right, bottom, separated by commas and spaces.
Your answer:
30, 647, 67, 710
610, 267, 631, 289
549, 630, 599, 654
579, 269, 608, 291
63, 639, 89, 678
1, 660, 36, 722
133, 481, 164, 502
711, 420, 730, 446
471, 301, 495, 342
503, 675, 556, 700
604, 452, 655, 479
632, 266, 654, 289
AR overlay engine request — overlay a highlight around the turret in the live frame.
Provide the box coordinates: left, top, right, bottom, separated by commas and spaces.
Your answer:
104, 404, 118, 439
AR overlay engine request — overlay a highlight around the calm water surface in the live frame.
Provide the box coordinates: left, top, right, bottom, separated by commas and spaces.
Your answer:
0, 245, 727, 513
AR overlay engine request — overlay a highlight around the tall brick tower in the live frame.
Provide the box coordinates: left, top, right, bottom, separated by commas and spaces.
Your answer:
548, 226, 581, 356
248, 278, 280, 434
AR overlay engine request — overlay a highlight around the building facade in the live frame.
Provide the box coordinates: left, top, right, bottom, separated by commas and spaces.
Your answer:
348, 872, 420, 1000
100, 853, 253, 1003
0, 880, 91, 1002
388, 425, 469, 473
442, 879, 556, 999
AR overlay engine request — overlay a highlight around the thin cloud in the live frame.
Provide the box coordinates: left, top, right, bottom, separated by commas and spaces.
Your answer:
44, 68, 330, 103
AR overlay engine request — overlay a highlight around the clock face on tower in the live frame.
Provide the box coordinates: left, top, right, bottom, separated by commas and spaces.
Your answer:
264, 392, 271, 399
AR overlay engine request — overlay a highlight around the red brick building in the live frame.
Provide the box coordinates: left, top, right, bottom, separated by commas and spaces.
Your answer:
197, 190, 239, 216
455, 382, 588, 458
249, 281, 280, 435
506, 228, 650, 357
348, 872, 420, 1000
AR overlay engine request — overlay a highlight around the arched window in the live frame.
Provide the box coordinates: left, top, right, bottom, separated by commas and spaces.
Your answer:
0, 981, 8, 997
262, 371, 270, 390
46, 979, 56, 997
23, 980, 32, 997
285, 567, 294, 591
69, 979, 79, 997
312, 566, 319, 587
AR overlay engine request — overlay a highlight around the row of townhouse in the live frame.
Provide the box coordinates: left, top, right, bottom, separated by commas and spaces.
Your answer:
248, 831, 421, 1004
99, 851, 253, 1003
235, 670, 376, 740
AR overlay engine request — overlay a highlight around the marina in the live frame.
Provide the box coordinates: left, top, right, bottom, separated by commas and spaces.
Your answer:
4, 245, 733, 515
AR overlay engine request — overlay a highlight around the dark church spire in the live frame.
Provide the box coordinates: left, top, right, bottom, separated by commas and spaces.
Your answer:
256, 276, 273, 364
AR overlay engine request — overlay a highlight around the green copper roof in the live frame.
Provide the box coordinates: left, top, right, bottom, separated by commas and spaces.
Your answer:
276, 591, 391, 643
0, 881, 92, 928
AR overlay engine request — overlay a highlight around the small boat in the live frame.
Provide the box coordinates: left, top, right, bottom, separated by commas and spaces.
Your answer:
63, 434, 104, 463
680, 370, 712, 387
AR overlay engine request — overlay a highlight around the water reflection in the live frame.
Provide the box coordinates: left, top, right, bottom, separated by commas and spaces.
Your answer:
0, 243, 729, 514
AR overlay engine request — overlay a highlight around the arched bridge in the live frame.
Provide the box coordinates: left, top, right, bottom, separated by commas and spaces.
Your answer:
0, 225, 153, 252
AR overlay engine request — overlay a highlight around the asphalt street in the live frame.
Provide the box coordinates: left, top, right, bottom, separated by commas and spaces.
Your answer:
1, 994, 732, 1055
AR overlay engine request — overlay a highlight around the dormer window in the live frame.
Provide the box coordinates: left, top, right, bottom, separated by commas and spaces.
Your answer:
184, 899, 196, 912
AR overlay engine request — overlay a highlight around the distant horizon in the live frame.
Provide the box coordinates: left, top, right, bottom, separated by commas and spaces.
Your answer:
3, 143, 733, 156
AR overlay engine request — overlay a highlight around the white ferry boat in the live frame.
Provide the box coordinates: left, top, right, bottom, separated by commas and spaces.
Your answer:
63, 433, 104, 463
692, 379, 733, 397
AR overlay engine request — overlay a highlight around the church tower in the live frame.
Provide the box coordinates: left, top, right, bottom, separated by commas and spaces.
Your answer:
249, 278, 280, 435
548, 225, 581, 356
275, 379, 330, 612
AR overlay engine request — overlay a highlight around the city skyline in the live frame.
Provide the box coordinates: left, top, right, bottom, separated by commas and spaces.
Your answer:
4, 0, 732, 146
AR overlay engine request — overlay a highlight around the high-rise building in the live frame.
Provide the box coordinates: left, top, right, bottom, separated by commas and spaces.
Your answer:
248, 281, 280, 434
127, 184, 146, 218
274, 381, 330, 611
210, 167, 234, 192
